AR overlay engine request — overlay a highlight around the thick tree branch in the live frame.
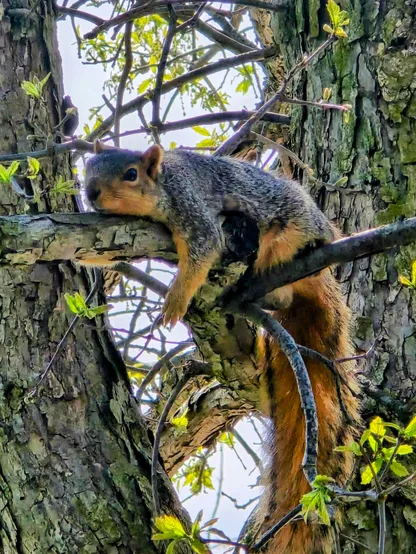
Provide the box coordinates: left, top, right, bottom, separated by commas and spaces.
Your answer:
221, 216, 416, 309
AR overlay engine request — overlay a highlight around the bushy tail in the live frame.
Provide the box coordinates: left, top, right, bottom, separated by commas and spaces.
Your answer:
256, 269, 360, 554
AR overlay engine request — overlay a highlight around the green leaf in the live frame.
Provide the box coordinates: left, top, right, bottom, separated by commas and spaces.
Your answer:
192, 126, 211, 137
404, 415, 416, 438
368, 416, 386, 452
390, 460, 409, 478
334, 441, 361, 456
335, 27, 348, 38
39, 72, 51, 92
0, 165, 10, 183
191, 511, 203, 537
85, 304, 110, 319
27, 157, 40, 178
301, 475, 333, 526
196, 138, 216, 148
360, 429, 372, 446
0, 162, 20, 184
171, 409, 189, 434
361, 458, 383, 485
323, 24, 334, 34
166, 540, 178, 554
153, 515, 187, 540
138, 77, 154, 94
51, 176, 79, 196
189, 538, 208, 554
383, 445, 413, 458
219, 432, 235, 448
64, 292, 86, 315
8, 160, 20, 177
236, 79, 251, 95
22, 81, 41, 99
326, 0, 341, 25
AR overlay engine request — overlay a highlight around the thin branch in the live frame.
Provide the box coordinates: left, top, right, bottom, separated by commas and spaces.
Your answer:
215, 36, 336, 157
86, 47, 277, 141
26, 270, 99, 400
112, 262, 169, 298
136, 341, 193, 402
108, 111, 290, 140
83, 0, 284, 40
56, 5, 104, 25
0, 138, 94, 162
113, 21, 133, 147
252, 504, 302, 550
151, 360, 213, 514
240, 304, 318, 485
378, 500, 386, 554
202, 538, 248, 550
151, 6, 178, 134
230, 427, 264, 473
339, 532, 377, 553
382, 471, 416, 496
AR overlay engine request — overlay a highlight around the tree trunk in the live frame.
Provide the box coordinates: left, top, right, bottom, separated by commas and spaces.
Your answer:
253, 0, 416, 551
0, 2, 187, 552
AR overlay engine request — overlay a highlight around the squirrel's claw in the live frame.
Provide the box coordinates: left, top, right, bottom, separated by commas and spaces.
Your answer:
162, 292, 188, 328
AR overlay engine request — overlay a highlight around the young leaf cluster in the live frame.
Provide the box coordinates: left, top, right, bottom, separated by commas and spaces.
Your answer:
152, 512, 209, 554
335, 415, 415, 485
64, 292, 110, 319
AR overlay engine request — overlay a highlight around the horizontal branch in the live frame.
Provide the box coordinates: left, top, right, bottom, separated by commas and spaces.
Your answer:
221, 217, 416, 308
81, 0, 285, 40
0, 213, 175, 265
115, 111, 290, 139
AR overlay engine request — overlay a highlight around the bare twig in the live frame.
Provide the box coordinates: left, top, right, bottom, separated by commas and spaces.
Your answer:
26, 270, 100, 400
230, 427, 264, 473
112, 262, 169, 298
378, 500, 386, 554
151, 360, 213, 514
136, 341, 193, 402
252, 504, 302, 550
82, 0, 284, 40
113, 21, 133, 146
151, 6, 178, 138
108, 111, 290, 140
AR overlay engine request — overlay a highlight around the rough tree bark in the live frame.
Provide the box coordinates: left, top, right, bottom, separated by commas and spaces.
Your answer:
252, 0, 416, 551
0, 2, 189, 552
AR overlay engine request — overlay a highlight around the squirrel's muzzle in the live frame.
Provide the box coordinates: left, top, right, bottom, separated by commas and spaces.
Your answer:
85, 178, 101, 206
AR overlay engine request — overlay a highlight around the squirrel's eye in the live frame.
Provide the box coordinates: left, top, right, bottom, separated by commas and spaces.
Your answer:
123, 168, 138, 182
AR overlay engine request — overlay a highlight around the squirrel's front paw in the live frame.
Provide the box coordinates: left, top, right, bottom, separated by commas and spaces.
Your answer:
162, 292, 189, 328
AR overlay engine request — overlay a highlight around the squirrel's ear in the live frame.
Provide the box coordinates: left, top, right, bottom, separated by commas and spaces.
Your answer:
142, 145, 163, 180
93, 139, 105, 154
93, 139, 118, 154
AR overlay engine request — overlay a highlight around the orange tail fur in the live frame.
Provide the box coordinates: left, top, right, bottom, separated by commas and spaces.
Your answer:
256, 269, 360, 554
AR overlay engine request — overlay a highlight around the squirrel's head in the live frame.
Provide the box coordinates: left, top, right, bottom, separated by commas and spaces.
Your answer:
85, 141, 163, 217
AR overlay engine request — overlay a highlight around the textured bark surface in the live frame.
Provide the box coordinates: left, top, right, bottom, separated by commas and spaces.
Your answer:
0, 2, 188, 552
253, 0, 416, 551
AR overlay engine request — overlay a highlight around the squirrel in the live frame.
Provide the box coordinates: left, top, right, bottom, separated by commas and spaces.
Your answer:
84, 142, 360, 554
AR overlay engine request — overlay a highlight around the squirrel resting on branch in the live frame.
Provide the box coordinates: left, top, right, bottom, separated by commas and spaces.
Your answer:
84, 141, 360, 554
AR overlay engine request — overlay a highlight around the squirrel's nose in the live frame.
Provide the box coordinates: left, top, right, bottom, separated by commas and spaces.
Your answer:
86, 181, 100, 205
